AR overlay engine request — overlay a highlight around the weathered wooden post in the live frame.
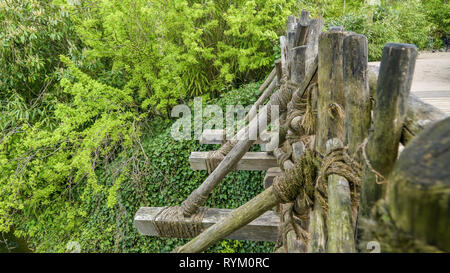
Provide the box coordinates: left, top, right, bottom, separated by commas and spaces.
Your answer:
309, 27, 351, 253
342, 34, 371, 236
359, 43, 418, 218
325, 138, 355, 253
275, 59, 282, 86
367, 67, 447, 144
315, 27, 350, 150
343, 34, 371, 158
386, 117, 450, 252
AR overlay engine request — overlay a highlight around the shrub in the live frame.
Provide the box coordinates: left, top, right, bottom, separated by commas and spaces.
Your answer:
68, 0, 297, 112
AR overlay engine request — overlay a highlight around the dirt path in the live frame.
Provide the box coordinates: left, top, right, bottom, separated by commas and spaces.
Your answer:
370, 52, 450, 114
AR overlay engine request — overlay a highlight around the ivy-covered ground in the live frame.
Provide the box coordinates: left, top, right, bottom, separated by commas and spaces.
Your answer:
77, 83, 274, 253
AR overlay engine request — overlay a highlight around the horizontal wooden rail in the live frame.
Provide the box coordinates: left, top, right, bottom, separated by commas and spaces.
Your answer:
200, 129, 268, 145
134, 207, 279, 242
189, 152, 277, 171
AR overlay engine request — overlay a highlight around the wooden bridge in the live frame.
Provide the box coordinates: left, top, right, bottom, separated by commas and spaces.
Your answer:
133, 11, 450, 253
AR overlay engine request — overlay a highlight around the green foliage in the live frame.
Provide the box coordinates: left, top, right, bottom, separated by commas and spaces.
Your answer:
0, 56, 138, 251
0, 0, 79, 102
298, 0, 435, 61
68, 0, 296, 112
1, 0, 448, 254
1, 81, 274, 253
422, 0, 450, 48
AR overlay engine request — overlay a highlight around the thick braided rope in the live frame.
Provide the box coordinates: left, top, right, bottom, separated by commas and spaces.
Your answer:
153, 206, 207, 239
274, 203, 309, 252
314, 147, 363, 214
272, 149, 319, 204
205, 140, 238, 174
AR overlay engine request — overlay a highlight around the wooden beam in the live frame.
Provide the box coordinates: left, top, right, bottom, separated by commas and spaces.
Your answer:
258, 67, 276, 94
135, 207, 280, 242
200, 129, 271, 145
189, 151, 277, 171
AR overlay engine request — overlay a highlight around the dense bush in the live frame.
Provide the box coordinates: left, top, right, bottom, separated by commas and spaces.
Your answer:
67, 0, 297, 113
1, 0, 448, 253
298, 0, 433, 60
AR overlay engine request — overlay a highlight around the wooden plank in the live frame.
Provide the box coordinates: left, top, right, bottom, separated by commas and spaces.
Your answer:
135, 207, 280, 242
200, 129, 269, 145
189, 151, 277, 171
263, 167, 282, 189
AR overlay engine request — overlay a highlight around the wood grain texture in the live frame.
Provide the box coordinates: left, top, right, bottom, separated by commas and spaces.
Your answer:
326, 138, 355, 253
189, 151, 277, 171
359, 43, 418, 218
343, 34, 371, 157
316, 28, 353, 153
388, 117, 450, 252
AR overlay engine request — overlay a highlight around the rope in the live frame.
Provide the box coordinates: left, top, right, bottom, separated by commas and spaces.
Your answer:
153, 206, 207, 239
205, 140, 237, 174
327, 102, 346, 138
274, 203, 309, 252
272, 149, 320, 204
314, 146, 363, 215
180, 189, 210, 217
360, 137, 387, 184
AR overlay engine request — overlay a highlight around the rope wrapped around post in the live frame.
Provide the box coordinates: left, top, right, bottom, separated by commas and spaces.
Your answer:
180, 70, 309, 217
176, 149, 320, 253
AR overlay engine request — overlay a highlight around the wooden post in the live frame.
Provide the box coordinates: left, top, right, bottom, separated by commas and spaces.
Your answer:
308, 201, 326, 252
295, 10, 310, 47
315, 27, 351, 152
359, 43, 418, 218
367, 66, 447, 145
326, 138, 356, 253
386, 117, 450, 252
280, 36, 288, 76
343, 34, 371, 157
290, 46, 307, 84
275, 59, 282, 86
309, 27, 351, 253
